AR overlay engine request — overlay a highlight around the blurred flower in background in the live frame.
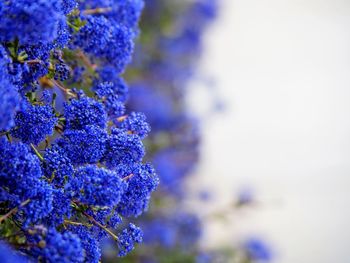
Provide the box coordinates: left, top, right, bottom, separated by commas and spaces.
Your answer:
102, 0, 273, 262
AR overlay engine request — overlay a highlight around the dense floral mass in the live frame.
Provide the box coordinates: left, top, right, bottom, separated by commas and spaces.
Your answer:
0, 0, 159, 261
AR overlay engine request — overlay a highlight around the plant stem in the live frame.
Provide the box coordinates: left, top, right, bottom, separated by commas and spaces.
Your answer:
51, 79, 77, 98
122, 173, 134, 181
117, 115, 128, 122
82, 211, 119, 241
64, 220, 92, 227
76, 50, 96, 72
0, 199, 30, 223
82, 7, 112, 15
22, 59, 43, 65
30, 144, 44, 161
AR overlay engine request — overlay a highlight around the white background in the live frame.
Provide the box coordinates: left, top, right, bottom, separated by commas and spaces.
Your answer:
188, 0, 350, 262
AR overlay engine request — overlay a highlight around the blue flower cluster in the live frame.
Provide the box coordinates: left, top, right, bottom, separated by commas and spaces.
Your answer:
26, 226, 84, 262
0, 0, 159, 261
72, 0, 143, 73
11, 102, 58, 145
117, 223, 143, 257
0, 0, 65, 45
243, 238, 272, 262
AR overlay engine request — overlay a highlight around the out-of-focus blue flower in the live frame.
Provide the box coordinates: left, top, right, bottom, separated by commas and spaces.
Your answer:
0, 242, 28, 263
237, 188, 255, 207
142, 212, 202, 249
0, 47, 20, 131
244, 238, 272, 262
128, 83, 176, 131
153, 148, 198, 195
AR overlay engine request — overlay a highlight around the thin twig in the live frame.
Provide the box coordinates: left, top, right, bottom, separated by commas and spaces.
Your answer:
0, 131, 9, 137
50, 79, 77, 98
23, 59, 43, 65
82, 7, 112, 15
64, 220, 93, 227
76, 50, 97, 71
0, 199, 31, 223
116, 115, 128, 122
30, 144, 44, 161
122, 173, 134, 181
81, 211, 119, 241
